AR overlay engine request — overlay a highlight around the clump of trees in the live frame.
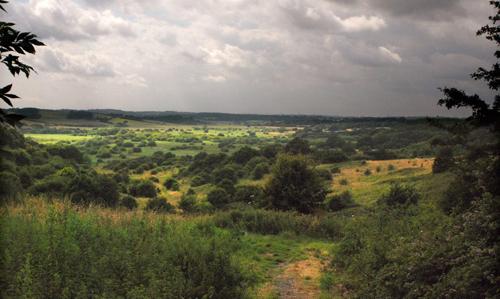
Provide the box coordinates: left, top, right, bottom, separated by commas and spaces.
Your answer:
432, 147, 454, 173
265, 154, 326, 213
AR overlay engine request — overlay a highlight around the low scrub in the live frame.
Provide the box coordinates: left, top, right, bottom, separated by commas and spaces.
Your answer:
0, 201, 250, 298
211, 208, 343, 240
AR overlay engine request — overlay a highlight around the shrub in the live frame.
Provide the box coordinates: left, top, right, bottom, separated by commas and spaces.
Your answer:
120, 195, 138, 210
388, 164, 396, 171
364, 169, 372, 176
207, 188, 230, 209
316, 168, 332, 181
326, 191, 355, 212
47, 145, 85, 163
29, 169, 120, 207
18, 170, 33, 189
217, 179, 236, 195
339, 178, 349, 186
191, 175, 208, 187
314, 150, 349, 163
432, 147, 454, 173
331, 167, 341, 174
129, 179, 157, 198
0, 172, 21, 200
212, 166, 237, 184
234, 185, 264, 204
260, 144, 282, 159
146, 197, 174, 213
284, 137, 310, 154
212, 208, 342, 240
179, 194, 197, 213
163, 178, 180, 191
232, 146, 260, 164
0, 204, 249, 298
252, 163, 269, 179
378, 184, 419, 207
265, 154, 326, 213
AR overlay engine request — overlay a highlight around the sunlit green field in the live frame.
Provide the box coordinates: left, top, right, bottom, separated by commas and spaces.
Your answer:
328, 158, 440, 205
25, 133, 94, 144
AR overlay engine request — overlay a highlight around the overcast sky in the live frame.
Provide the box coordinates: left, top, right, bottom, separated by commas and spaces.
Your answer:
2, 0, 497, 116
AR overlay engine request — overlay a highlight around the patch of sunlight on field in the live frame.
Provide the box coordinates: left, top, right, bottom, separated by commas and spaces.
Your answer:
331, 158, 435, 205
25, 133, 94, 144
131, 169, 200, 206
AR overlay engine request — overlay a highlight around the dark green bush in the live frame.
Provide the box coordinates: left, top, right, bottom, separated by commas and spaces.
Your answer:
120, 195, 138, 210
252, 162, 269, 179
234, 185, 264, 205
146, 197, 174, 213
265, 154, 326, 213
0, 171, 21, 199
129, 179, 157, 198
163, 178, 179, 191
179, 193, 197, 213
207, 188, 230, 209
378, 184, 419, 207
326, 191, 355, 212
47, 145, 85, 163
212, 165, 237, 184
216, 179, 236, 195
191, 175, 208, 187
232, 146, 259, 164
432, 147, 454, 173
284, 137, 310, 155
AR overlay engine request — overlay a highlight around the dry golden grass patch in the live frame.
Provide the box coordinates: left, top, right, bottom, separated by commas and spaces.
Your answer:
331, 158, 434, 205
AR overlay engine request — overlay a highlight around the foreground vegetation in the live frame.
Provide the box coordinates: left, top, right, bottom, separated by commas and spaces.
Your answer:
1, 199, 249, 298
1, 2, 499, 297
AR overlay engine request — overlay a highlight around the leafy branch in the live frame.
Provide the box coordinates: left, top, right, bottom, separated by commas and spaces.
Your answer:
0, 0, 44, 125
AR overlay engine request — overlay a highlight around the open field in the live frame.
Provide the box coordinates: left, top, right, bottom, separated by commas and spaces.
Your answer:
329, 158, 435, 205
2, 112, 470, 298
2, 0, 497, 295
25, 133, 95, 144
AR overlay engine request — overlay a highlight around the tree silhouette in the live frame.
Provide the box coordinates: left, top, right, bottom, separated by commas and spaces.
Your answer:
0, 0, 44, 125
438, 1, 499, 134
436, 1, 500, 213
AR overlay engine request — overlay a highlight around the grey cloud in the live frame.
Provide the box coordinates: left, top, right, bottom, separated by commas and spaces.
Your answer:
12, 0, 136, 41
160, 33, 178, 46
37, 48, 117, 77
368, 0, 466, 20
6, 0, 497, 116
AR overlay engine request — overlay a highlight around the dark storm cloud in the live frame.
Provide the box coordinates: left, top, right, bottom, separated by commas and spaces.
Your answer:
369, 0, 466, 20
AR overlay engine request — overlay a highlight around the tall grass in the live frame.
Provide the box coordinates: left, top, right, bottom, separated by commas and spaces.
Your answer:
0, 199, 250, 298
211, 208, 344, 240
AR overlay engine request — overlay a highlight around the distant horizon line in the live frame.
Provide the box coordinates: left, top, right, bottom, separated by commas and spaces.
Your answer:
9, 106, 463, 119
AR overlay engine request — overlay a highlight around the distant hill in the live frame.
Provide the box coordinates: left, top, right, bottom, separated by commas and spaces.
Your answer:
8, 107, 458, 127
